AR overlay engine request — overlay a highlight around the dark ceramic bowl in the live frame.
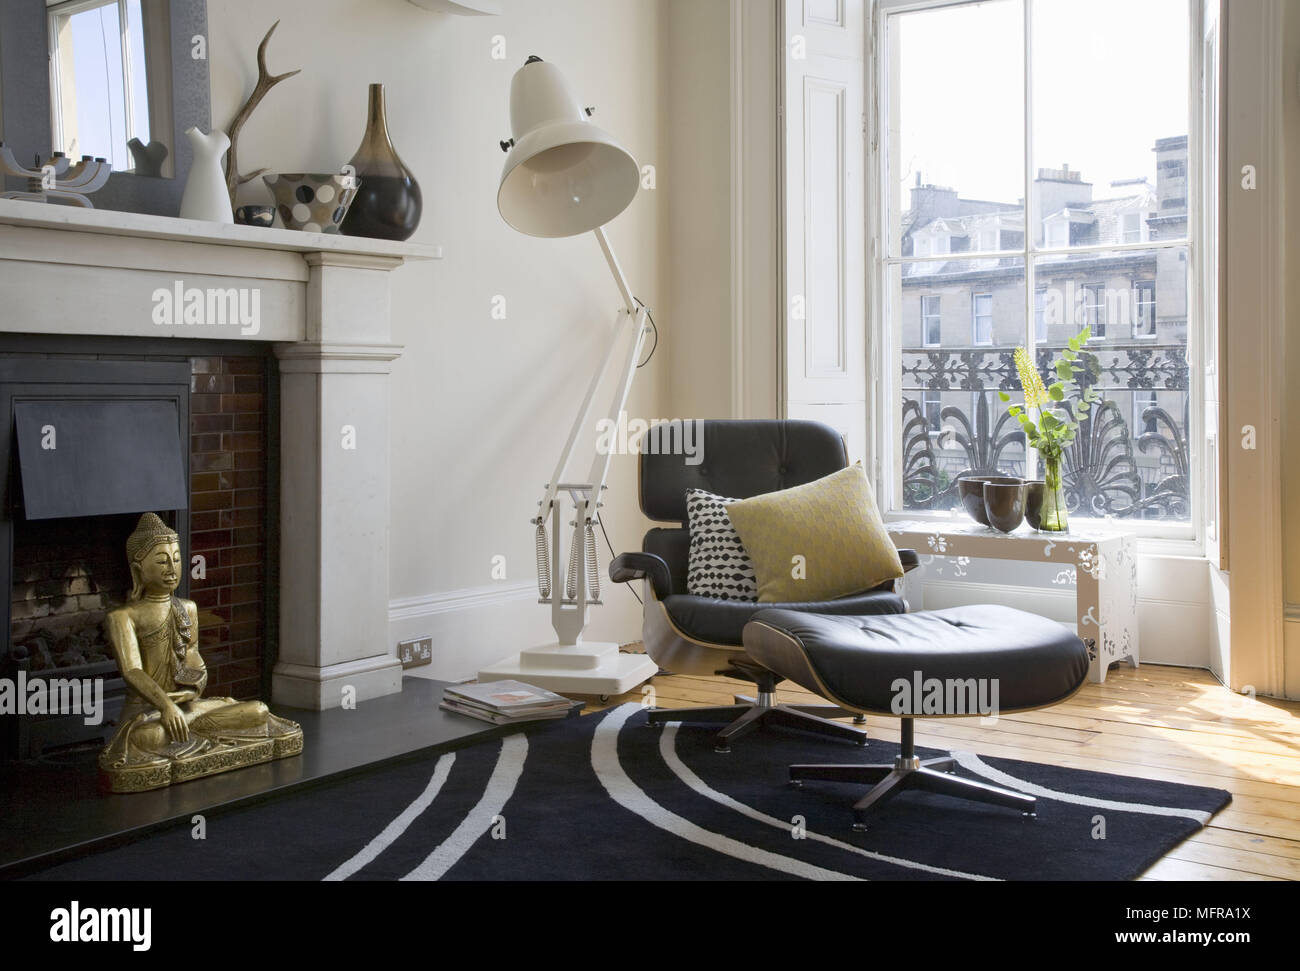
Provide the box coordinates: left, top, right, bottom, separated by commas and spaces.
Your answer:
957, 474, 1020, 526
234, 204, 275, 228
983, 479, 1027, 532
957, 476, 992, 525
1023, 480, 1046, 530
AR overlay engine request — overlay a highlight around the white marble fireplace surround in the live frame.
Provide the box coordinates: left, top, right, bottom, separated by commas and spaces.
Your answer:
0, 199, 439, 710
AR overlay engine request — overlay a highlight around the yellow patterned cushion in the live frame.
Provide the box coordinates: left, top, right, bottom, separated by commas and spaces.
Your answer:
724, 464, 902, 603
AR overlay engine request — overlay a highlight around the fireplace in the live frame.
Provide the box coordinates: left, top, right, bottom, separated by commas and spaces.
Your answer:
0, 341, 277, 762
1, 200, 430, 721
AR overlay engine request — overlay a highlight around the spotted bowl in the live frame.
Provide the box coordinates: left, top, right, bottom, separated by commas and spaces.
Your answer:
262, 173, 360, 234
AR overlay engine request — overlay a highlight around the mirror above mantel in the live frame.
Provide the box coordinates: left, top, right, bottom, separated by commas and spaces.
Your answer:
0, 0, 210, 216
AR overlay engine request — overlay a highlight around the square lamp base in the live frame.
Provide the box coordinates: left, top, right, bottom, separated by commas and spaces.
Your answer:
477, 640, 658, 697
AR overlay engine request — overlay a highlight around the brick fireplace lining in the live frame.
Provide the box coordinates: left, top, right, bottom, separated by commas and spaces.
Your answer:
188, 355, 272, 700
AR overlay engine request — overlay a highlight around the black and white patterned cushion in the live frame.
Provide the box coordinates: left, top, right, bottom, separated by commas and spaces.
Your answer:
686, 488, 758, 601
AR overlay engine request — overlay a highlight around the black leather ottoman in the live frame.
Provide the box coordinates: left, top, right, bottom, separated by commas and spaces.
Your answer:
743, 604, 1090, 829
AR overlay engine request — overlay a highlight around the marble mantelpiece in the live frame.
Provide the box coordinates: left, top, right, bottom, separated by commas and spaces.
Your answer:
0, 199, 440, 709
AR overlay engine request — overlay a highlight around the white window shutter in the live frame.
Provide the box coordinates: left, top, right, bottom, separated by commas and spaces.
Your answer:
781, 0, 867, 464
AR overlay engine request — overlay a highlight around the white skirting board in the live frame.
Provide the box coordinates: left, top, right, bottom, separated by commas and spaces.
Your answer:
388, 580, 645, 684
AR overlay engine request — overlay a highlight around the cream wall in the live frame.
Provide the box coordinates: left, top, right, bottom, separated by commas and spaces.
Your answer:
208, 0, 668, 679
663, 0, 782, 422
665, 0, 732, 419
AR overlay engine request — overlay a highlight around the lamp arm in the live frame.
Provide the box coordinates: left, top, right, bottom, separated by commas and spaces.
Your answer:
539, 305, 647, 633
595, 225, 636, 314
533, 231, 650, 628
536, 305, 633, 523
584, 303, 649, 508
536, 229, 646, 522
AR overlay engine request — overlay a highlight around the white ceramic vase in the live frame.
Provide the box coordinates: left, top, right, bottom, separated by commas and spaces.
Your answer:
179, 127, 233, 224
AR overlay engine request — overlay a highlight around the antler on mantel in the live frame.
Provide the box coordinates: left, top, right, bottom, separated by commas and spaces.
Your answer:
224, 20, 301, 207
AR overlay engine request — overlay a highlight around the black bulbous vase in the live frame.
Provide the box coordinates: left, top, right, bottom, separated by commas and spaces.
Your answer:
340, 83, 422, 241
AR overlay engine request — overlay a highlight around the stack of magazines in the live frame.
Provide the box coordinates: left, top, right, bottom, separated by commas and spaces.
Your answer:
440, 680, 576, 725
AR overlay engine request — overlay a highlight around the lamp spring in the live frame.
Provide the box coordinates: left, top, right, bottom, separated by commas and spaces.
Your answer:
564, 520, 600, 602
535, 520, 551, 600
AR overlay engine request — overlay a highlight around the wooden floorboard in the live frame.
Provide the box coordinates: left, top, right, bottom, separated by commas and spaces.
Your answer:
586, 659, 1299, 881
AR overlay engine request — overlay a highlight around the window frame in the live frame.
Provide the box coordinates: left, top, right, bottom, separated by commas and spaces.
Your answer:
1134, 280, 1157, 338
971, 291, 993, 346
1082, 283, 1106, 339
1122, 211, 1144, 244
1133, 388, 1159, 435
1044, 214, 1070, 249
921, 294, 942, 347
920, 390, 942, 436
870, 0, 1206, 547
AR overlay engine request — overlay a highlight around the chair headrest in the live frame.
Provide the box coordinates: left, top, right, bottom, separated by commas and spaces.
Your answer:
638, 419, 848, 522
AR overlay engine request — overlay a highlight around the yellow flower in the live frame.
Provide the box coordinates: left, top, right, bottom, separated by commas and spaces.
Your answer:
1014, 347, 1049, 410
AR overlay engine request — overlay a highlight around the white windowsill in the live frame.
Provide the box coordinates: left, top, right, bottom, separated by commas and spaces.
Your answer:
882, 508, 1201, 557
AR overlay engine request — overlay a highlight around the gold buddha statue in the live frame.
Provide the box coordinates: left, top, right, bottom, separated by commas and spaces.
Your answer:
99, 513, 303, 793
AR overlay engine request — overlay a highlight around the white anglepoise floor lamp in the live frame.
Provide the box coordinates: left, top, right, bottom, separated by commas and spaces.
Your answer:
477, 56, 659, 696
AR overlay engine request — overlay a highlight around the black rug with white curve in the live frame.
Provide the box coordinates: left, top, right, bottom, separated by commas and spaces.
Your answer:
27, 704, 1231, 881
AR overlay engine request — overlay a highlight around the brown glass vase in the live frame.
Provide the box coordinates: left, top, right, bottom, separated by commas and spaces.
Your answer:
340, 83, 422, 241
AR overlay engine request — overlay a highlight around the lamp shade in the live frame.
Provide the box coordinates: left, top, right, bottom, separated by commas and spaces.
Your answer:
498, 58, 640, 238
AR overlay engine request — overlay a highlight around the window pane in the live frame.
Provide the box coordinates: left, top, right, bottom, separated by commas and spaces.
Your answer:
1031, 0, 1189, 249
895, 258, 1027, 512
881, 0, 1196, 534
1032, 246, 1190, 521
973, 293, 994, 344
887, 0, 1024, 259
126, 0, 151, 151
1135, 282, 1157, 337
921, 295, 942, 346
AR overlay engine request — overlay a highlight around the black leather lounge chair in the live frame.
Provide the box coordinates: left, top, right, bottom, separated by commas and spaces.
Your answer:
608, 419, 919, 752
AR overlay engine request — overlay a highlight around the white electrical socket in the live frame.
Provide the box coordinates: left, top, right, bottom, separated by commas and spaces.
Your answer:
398, 636, 433, 669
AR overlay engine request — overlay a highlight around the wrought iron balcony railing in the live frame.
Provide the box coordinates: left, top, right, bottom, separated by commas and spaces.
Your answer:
901, 342, 1190, 520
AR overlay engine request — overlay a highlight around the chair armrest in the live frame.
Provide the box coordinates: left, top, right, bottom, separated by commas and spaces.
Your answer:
609, 552, 673, 600
898, 548, 920, 574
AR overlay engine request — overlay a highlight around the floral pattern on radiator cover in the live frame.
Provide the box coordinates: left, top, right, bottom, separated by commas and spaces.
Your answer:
886, 519, 1139, 683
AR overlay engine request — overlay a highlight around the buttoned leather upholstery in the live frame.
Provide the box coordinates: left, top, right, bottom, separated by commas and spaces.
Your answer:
639, 420, 849, 523
744, 605, 1090, 714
